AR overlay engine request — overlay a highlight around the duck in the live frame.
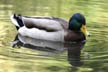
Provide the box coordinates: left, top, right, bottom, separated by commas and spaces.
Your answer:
10, 13, 90, 43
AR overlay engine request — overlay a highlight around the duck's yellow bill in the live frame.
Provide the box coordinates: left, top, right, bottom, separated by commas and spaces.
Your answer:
80, 25, 90, 37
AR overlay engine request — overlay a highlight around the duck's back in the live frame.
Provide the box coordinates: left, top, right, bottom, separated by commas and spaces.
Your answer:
22, 16, 68, 31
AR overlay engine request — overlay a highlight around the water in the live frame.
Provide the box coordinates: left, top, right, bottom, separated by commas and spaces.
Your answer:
0, 0, 108, 72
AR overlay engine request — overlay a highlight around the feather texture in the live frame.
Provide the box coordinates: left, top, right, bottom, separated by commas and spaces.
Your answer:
19, 26, 66, 42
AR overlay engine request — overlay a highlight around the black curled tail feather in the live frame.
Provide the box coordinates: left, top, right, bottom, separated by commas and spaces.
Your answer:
11, 14, 24, 30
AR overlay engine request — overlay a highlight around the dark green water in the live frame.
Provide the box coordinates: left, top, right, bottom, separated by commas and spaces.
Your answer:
0, 0, 108, 72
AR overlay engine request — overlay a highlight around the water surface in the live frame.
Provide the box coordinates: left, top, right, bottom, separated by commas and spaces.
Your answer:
0, 0, 108, 72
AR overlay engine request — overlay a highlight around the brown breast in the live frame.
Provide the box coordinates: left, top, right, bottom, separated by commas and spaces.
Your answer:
64, 30, 85, 42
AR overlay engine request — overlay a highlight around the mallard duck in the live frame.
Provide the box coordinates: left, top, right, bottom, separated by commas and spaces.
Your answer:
11, 13, 89, 66
10, 13, 89, 43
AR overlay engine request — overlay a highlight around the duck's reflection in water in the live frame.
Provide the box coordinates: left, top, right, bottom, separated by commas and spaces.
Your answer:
12, 34, 65, 53
12, 34, 85, 67
65, 41, 85, 67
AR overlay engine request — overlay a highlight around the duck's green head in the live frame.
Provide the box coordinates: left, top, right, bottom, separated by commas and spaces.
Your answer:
69, 13, 89, 36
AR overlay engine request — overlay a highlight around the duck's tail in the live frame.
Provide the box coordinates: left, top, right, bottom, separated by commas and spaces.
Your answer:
10, 14, 24, 30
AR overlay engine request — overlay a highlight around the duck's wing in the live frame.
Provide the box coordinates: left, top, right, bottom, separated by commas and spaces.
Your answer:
22, 16, 68, 31
11, 14, 68, 32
